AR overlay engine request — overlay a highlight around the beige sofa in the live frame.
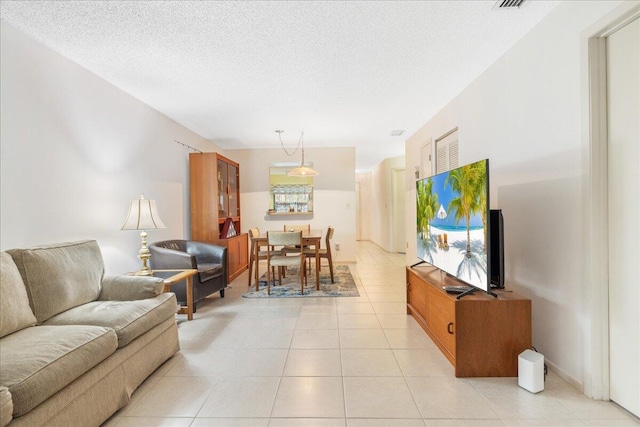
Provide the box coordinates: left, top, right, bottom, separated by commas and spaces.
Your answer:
0, 240, 180, 427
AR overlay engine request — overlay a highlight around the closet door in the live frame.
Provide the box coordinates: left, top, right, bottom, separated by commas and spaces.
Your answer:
607, 16, 639, 418
435, 129, 458, 174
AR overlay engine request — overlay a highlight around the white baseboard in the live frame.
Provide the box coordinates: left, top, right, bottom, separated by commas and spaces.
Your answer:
545, 359, 585, 395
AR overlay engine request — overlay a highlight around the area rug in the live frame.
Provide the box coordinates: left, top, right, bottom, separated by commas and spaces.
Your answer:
243, 265, 359, 298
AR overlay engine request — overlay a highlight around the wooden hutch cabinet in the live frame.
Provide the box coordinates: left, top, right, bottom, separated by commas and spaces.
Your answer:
189, 152, 248, 282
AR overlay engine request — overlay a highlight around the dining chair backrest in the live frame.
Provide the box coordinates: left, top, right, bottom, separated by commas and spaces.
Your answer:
268, 231, 302, 248
265, 231, 306, 294
284, 224, 310, 232
248, 228, 259, 252
326, 226, 334, 249
249, 228, 260, 239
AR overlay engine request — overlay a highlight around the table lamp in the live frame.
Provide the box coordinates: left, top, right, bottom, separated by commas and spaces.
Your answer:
121, 194, 166, 276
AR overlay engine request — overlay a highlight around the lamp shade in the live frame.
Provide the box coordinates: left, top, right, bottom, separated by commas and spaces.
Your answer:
121, 195, 166, 230
287, 165, 319, 177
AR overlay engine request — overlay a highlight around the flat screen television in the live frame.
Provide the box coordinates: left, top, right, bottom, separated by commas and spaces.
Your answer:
415, 159, 496, 297
490, 209, 505, 289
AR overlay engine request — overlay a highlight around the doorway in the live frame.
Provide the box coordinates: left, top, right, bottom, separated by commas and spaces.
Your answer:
605, 15, 639, 418
355, 182, 361, 241
392, 168, 406, 254
586, 3, 640, 415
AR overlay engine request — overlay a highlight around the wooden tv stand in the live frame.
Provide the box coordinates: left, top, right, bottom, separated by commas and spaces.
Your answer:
406, 266, 531, 377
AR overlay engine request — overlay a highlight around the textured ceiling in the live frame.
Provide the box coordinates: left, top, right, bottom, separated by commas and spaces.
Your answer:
0, 1, 559, 171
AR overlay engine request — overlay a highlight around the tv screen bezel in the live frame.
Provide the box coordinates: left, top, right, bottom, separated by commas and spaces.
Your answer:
415, 159, 491, 293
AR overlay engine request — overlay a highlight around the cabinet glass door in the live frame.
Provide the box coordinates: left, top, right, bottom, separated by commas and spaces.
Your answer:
228, 163, 239, 217
217, 158, 229, 218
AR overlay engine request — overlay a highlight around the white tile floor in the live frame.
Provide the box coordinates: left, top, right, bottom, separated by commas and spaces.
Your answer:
104, 241, 639, 427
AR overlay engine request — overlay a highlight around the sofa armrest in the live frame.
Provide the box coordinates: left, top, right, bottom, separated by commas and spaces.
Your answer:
149, 246, 196, 270
98, 275, 165, 301
0, 386, 12, 427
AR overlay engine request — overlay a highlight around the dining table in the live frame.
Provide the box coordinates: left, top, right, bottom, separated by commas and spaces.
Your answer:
251, 229, 323, 291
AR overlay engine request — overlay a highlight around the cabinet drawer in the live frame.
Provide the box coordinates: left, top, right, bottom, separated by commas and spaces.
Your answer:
427, 285, 455, 358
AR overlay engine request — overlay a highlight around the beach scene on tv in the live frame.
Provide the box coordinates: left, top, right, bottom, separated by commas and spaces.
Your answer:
416, 159, 488, 290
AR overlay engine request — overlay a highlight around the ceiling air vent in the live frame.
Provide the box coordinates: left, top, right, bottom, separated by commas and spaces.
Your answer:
493, 0, 526, 9
390, 130, 405, 136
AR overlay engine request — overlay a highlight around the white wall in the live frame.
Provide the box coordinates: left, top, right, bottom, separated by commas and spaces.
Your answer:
405, 0, 625, 390
0, 22, 222, 274
225, 147, 356, 263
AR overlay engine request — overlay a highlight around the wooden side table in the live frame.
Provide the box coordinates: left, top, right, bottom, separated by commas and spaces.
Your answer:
153, 269, 198, 321
127, 269, 198, 321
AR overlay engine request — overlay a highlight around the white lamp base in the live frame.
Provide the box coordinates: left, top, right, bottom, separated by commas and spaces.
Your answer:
135, 230, 153, 276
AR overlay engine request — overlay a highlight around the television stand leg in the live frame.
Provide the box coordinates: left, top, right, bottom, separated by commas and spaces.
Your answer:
411, 260, 427, 268
456, 288, 498, 300
456, 287, 477, 300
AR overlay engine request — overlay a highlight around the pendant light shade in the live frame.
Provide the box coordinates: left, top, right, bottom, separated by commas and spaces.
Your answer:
287, 165, 319, 177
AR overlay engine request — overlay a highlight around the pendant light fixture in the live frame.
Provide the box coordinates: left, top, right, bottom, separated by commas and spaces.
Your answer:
276, 130, 319, 176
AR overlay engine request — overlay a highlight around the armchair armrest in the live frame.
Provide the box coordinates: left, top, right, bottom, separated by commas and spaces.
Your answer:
98, 275, 165, 301
187, 241, 227, 264
149, 246, 196, 270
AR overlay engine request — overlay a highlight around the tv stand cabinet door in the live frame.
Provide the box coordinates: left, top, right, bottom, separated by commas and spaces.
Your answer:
407, 269, 429, 324
426, 285, 456, 362
455, 298, 531, 377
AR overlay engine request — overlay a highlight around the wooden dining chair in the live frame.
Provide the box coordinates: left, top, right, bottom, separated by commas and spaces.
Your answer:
248, 228, 279, 290
304, 226, 335, 283
266, 231, 306, 295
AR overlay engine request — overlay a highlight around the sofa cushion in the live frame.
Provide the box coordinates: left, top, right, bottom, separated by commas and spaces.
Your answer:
0, 325, 117, 417
44, 293, 177, 348
98, 275, 165, 301
7, 240, 104, 324
197, 262, 224, 282
0, 252, 37, 338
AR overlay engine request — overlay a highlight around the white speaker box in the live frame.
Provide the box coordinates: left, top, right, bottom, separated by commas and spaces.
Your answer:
518, 349, 544, 393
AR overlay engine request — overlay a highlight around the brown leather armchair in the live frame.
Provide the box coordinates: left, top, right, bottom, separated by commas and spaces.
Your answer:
149, 240, 227, 311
